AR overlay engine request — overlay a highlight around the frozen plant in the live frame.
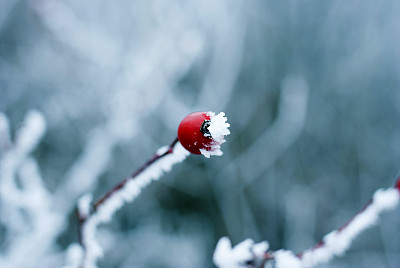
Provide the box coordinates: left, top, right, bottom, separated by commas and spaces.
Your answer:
71, 111, 230, 268
0, 111, 64, 268
213, 177, 400, 268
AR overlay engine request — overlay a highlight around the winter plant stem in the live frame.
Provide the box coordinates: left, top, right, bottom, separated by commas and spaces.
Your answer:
214, 176, 400, 268
77, 137, 181, 266
92, 137, 179, 211
75, 112, 229, 268
296, 200, 373, 259
267, 177, 400, 267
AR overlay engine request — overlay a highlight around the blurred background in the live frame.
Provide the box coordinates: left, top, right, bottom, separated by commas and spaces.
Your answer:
1, 0, 400, 267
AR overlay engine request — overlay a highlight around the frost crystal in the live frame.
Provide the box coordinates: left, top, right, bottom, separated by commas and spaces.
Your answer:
213, 184, 400, 268
200, 112, 230, 158
213, 237, 269, 268
78, 142, 190, 268
300, 187, 400, 267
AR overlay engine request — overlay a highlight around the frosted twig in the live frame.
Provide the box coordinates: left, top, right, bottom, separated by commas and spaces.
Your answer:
0, 110, 46, 230
0, 111, 63, 267
76, 137, 189, 268
213, 177, 400, 268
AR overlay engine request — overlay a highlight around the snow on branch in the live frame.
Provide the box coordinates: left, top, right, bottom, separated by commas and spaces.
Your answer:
213, 237, 270, 268
69, 111, 231, 268
213, 178, 400, 268
299, 186, 399, 267
0, 111, 64, 267
0, 110, 47, 225
74, 138, 190, 268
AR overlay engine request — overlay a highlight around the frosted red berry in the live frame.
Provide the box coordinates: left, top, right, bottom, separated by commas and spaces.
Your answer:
177, 112, 213, 154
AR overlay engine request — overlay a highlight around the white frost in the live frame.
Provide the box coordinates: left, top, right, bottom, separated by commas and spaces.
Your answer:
300, 187, 400, 267
213, 186, 400, 268
14, 110, 46, 154
200, 112, 230, 158
275, 250, 301, 268
213, 237, 269, 268
64, 244, 84, 268
79, 142, 190, 268
78, 194, 93, 220
0, 111, 65, 268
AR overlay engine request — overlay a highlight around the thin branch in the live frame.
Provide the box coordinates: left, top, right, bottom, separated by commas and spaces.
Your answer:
296, 199, 374, 259
213, 177, 400, 268
92, 137, 179, 211
76, 137, 186, 268
290, 177, 400, 267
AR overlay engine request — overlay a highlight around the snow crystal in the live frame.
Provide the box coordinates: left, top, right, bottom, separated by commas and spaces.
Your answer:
213, 237, 269, 268
213, 186, 400, 268
64, 244, 84, 268
200, 112, 230, 158
156, 145, 169, 155
78, 194, 93, 219
275, 250, 301, 268
213, 237, 252, 268
252, 240, 269, 256
79, 141, 190, 267
15, 110, 46, 153
300, 187, 400, 267
373, 188, 399, 210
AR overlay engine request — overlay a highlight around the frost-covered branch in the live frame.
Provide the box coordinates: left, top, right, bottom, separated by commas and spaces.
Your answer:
0, 111, 63, 267
73, 111, 230, 268
74, 138, 189, 268
213, 177, 400, 268
0, 110, 47, 233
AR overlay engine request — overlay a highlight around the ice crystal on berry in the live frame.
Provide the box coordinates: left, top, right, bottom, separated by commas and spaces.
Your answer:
200, 112, 230, 158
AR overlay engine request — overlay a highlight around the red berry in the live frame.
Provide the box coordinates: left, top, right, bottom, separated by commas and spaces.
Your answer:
395, 176, 400, 191
177, 112, 213, 155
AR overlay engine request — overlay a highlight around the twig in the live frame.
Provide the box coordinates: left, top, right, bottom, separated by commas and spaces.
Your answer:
76, 137, 186, 268
295, 176, 400, 267
213, 176, 400, 268
92, 137, 179, 211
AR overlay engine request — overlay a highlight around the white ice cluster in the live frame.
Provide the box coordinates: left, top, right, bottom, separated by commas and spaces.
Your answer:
213, 237, 269, 268
200, 112, 230, 158
78, 142, 190, 268
213, 186, 400, 268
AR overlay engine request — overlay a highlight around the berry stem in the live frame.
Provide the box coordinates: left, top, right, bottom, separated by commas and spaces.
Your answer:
77, 137, 180, 267
92, 137, 179, 211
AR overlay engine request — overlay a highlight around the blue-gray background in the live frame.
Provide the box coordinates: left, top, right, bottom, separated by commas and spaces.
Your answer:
1, 0, 400, 267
